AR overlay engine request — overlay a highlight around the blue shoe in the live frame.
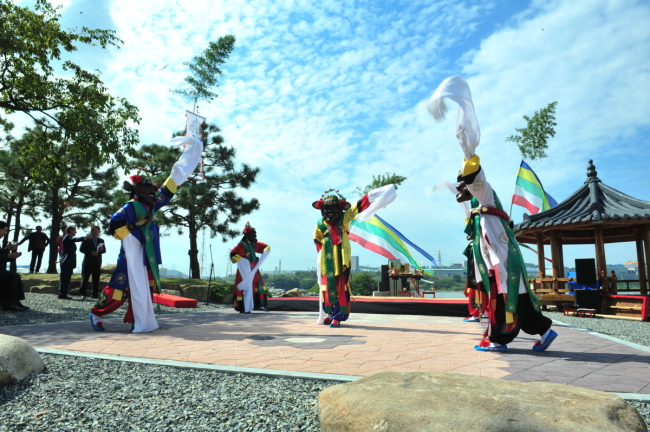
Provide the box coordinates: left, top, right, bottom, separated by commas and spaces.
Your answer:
259, 307, 269, 312
532, 330, 558, 352
329, 319, 340, 328
89, 314, 104, 332
463, 316, 480, 322
474, 344, 507, 352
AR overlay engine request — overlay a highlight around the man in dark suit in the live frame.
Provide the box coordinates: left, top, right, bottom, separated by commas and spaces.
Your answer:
80, 225, 106, 298
17, 225, 49, 273
0, 221, 28, 311
58, 226, 90, 300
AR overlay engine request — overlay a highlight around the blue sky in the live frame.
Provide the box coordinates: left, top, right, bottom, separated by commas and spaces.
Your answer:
8, 0, 650, 277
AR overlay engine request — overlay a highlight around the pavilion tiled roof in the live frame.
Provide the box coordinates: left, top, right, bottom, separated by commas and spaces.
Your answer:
515, 160, 650, 230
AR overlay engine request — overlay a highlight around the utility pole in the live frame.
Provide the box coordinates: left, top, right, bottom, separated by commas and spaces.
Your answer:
438, 250, 442, 268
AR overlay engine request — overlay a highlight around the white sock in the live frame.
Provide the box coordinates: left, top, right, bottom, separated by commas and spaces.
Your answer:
540, 328, 551, 343
91, 314, 102, 325
490, 342, 502, 347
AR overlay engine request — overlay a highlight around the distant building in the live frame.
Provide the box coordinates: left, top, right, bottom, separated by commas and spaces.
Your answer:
435, 268, 466, 278
351, 256, 359, 271
449, 263, 463, 269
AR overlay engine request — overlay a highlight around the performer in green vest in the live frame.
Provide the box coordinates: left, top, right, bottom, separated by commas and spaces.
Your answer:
313, 185, 396, 328
429, 75, 557, 352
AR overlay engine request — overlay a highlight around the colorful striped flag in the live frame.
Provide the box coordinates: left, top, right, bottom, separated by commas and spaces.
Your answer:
511, 160, 558, 214
348, 215, 437, 271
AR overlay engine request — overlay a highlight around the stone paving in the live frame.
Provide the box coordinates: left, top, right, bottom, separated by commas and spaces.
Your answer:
1, 310, 649, 394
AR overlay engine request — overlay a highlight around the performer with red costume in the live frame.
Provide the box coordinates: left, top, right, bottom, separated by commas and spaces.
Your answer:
231, 222, 271, 314
313, 186, 396, 328
428, 76, 557, 352
89, 136, 203, 333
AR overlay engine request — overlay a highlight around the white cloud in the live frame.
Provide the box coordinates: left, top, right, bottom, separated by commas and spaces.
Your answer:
9, 0, 650, 275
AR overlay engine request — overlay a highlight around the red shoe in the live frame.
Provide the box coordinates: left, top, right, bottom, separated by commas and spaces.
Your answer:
323, 317, 331, 325
329, 319, 340, 328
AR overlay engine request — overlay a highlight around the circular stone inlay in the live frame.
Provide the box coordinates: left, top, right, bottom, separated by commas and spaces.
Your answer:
283, 337, 327, 344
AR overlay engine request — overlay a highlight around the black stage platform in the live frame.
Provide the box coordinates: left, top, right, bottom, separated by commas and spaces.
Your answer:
267, 296, 468, 317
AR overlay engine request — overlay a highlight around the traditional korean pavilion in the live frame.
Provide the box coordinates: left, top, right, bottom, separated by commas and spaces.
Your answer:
514, 160, 650, 295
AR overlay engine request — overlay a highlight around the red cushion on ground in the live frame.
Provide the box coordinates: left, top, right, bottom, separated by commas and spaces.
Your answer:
153, 293, 197, 308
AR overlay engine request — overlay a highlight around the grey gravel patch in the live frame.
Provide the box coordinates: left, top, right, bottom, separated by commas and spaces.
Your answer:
248, 334, 365, 349
545, 311, 650, 348
0, 292, 231, 327
0, 353, 335, 432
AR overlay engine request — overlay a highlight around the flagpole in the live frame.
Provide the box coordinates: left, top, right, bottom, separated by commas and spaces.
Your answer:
509, 159, 523, 218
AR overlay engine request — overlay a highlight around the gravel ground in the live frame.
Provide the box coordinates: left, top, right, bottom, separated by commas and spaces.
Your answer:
0, 354, 333, 432
545, 310, 650, 348
0, 293, 230, 327
0, 294, 648, 430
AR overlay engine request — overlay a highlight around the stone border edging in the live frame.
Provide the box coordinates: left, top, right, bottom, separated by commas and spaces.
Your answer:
34, 347, 360, 383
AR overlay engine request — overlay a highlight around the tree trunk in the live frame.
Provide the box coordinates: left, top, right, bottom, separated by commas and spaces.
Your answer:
46, 187, 61, 274
9, 195, 24, 272
2, 197, 15, 249
188, 220, 201, 279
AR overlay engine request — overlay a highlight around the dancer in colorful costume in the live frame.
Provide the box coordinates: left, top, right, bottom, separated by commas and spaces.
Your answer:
313, 186, 396, 327
428, 76, 557, 352
231, 222, 271, 314
89, 136, 204, 333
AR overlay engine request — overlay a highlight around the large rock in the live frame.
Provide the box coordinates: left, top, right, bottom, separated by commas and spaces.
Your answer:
100, 264, 116, 275
318, 372, 646, 432
0, 335, 45, 385
221, 293, 233, 305
22, 279, 56, 290
30, 285, 58, 294
161, 282, 182, 293
182, 285, 210, 302
280, 288, 303, 297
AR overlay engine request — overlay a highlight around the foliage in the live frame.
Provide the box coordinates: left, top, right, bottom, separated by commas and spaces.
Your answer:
14, 122, 120, 272
427, 275, 465, 291
354, 172, 407, 196
209, 280, 233, 302
1, 0, 140, 176
263, 271, 317, 291
127, 123, 260, 279
171, 36, 236, 112
506, 102, 558, 161
350, 272, 377, 296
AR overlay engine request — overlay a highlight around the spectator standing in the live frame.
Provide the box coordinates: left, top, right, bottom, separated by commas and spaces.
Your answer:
58, 226, 90, 300
17, 225, 50, 273
56, 227, 66, 256
0, 221, 28, 311
79, 225, 106, 299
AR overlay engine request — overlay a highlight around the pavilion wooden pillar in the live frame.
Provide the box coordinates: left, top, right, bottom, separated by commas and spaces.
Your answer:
634, 228, 647, 294
594, 225, 607, 281
638, 225, 650, 295
549, 231, 564, 292
536, 232, 546, 278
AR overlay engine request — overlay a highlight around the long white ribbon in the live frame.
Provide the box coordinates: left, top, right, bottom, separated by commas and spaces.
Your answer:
169, 135, 204, 186
356, 184, 397, 222
236, 249, 271, 313
427, 75, 480, 160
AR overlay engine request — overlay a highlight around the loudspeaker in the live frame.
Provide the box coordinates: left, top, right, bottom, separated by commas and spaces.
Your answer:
377, 281, 389, 292
381, 265, 389, 282
575, 258, 597, 286
574, 289, 601, 313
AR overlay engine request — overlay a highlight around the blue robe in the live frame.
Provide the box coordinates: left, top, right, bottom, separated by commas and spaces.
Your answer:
108, 186, 174, 291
